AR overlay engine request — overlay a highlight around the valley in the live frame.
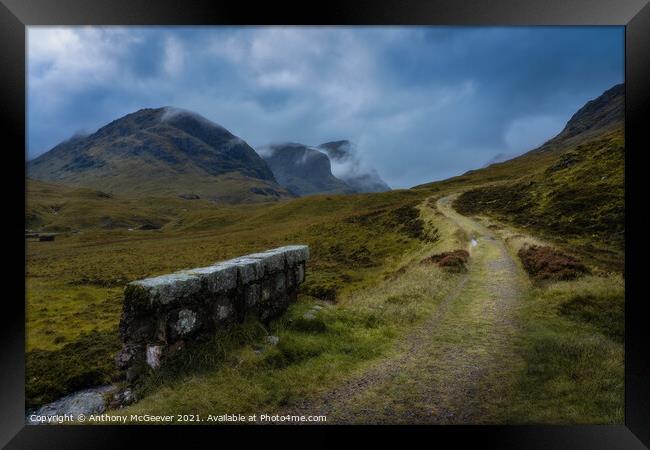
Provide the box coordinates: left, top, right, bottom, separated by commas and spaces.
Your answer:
25, 84, 625, 424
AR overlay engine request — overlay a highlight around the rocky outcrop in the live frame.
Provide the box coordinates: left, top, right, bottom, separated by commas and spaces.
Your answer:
116, 245, 309, 382
26, 385, 116, 424
257, 143, 353, 196
258, 141, 391, 196
317, 140, 391, 193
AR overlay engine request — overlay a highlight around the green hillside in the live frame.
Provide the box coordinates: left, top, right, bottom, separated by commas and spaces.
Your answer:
25, 182, 434, 407
417, 84, 624, 271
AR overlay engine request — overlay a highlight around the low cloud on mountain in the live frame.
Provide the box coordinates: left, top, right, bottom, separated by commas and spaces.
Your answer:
28, 26, 623, 188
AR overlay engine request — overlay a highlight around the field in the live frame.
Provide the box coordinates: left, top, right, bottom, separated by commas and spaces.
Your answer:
26, 171, 624, 423
26, 180, 434, 407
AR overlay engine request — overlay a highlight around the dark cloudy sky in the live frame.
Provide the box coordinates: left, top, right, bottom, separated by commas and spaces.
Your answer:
27, 26, 624, 188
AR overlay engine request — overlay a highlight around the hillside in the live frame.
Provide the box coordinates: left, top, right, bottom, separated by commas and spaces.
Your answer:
27, 108, 293, 204
317, 140, 391, 193
258, 143, 354, 196
417, 83, 624, 271
25, 178, 214, 233
537, 83, 624, 149
25, 182, 432, 408
25, 84, 624, 425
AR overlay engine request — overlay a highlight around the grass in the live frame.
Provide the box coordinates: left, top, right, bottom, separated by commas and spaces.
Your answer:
350, 213, 624, 425
483, 274, 624, 424
26, 330, 121, 409
324, 238, 516, 424
449, 128, 624, 272
113, 244, 458, 420
26, 279, 122, 352
26, 180, 433, 408
25, 180, 625, 424
25, 103, 625, 423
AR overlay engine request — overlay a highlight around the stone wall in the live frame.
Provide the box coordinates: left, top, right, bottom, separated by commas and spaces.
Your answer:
116, 245, 309, 382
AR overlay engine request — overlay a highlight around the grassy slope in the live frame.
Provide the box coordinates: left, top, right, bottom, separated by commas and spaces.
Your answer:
416, 125, 624, 272
412, 113, 626, 422
26, 180, 435, 407
498, 275, 624, 423
26, 179, 199, 232
26, 86, 624, 421
26, 179, 624, 423
113, 192, 624, 423
111, 197, 465, 419
471, 218, 624, 423
392, 98, 626, 422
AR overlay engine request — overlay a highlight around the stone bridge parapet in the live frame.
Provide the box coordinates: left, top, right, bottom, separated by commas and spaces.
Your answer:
116, 245, 309, 382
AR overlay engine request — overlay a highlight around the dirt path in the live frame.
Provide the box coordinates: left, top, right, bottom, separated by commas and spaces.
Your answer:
281, 194, 527, 424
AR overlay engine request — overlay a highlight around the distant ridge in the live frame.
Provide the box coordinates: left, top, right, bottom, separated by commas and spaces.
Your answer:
316, 140, 391, 193
257, 143, 353, 196
258, 140, 391, 196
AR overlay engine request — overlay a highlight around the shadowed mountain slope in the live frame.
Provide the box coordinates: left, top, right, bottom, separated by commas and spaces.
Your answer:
258, 143, 353, 196
317, 140, 391, 193
28, 108, 293, 204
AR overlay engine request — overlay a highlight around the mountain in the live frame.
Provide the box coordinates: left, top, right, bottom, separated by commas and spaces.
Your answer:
418, 83, 625, 270
27, 108, 293, 204
550, 84, 623, 143
531, 83, 624, 153
257, 143, 354, 196
317, 140, 391, 193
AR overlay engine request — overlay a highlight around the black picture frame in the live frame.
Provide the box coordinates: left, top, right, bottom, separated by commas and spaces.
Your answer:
2, 0, 648, 447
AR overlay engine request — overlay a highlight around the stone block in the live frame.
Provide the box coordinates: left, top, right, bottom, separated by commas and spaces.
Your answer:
261, 279, 272, 302
129, 272, 202, 305
146, 345, 163, 369
184, 263, 238, 293
244, 283, 261, 308
229, 257, 264, 284
295, 263, 305, 284
174, 309, 198, 336
115, 344, 141, 370
246, 249, 286, 274
274, 272, 286, 295
213, 301, 235, 324
286, 267, 296, 289
279, 245, 310, 266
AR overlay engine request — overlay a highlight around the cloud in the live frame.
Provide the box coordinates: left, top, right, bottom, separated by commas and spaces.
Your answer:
504, 115, 568, 156
27, 26, 624, 188
255, 145, 275, 158
163, 36, 185, 77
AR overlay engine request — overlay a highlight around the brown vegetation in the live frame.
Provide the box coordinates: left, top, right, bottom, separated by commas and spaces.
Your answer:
517, 245, 589, 280
421, 249, 470, 271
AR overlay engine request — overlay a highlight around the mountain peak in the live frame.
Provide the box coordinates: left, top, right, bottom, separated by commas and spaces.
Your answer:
555, 83, 624, 143
258, 142, 351, 196
317, 140, 352, 161
160, 107, 230, 133
28, 107, 290, 203
316, 140, 390, 193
